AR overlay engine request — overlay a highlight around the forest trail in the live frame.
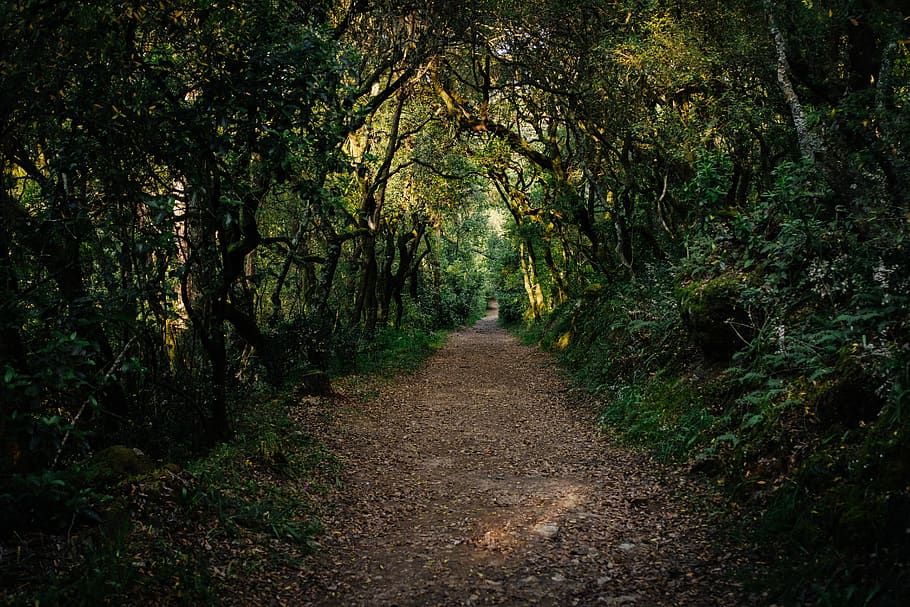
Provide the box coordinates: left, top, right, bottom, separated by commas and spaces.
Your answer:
293, 306, 756, 606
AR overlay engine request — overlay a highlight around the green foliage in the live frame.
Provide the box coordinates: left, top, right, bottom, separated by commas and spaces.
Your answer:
2, 390, 337, 606
425, 272, 488, 329
488, 229, 529, 325
2, 0, 909, 603
0, 469, 100, 536
533, 128, 910, 599
533, 270, 724, 463
668, 140, 910, 602
350, 326, 446, 375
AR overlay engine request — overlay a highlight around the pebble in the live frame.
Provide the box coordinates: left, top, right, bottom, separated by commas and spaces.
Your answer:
534, 523, 560, 539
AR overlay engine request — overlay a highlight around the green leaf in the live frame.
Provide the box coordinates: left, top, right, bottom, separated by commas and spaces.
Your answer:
715, 433, 739, 446
742, 413, 763, 429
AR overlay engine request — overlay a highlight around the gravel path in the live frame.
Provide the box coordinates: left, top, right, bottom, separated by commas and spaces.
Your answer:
297, 307, 756, 606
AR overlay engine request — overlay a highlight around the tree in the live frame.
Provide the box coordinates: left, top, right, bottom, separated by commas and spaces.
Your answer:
0, 0, 347, 453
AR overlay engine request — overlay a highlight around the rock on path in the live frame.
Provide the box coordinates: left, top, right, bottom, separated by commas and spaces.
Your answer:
294, 308, 755, 606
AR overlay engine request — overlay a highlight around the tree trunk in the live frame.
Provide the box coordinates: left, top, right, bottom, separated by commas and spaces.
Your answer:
353, 232, 379, 332
178, 168, 233, 442
309, 205, 351, 369
765, 1, 820, 164
391, 222, 425, 329
269, 219, 307, 326
351, 94, 406, 333
519, 241, 545, 321
543, 238, 568, 304
378, 229, 397, 327
0, 218, 27, 371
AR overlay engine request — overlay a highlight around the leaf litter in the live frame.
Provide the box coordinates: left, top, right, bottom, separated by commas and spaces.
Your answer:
281, 309, 762, 606
2, 309, 764, 606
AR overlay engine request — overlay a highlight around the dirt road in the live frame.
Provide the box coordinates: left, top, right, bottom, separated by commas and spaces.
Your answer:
297, 307, 755, 606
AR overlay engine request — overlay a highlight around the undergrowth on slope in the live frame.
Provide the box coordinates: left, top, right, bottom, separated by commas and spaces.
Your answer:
1, 323, 455, 606
517, 258, 910, 606
347, 326, 448, 375
2, 391, 338, 606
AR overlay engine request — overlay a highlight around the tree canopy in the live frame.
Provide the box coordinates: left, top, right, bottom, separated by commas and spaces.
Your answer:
2, 0, 909, 603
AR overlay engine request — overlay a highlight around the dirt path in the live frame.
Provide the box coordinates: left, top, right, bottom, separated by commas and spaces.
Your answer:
297, 307, 755, 606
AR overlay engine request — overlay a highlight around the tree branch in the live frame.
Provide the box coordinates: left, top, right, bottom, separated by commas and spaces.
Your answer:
430, 68, 556, 172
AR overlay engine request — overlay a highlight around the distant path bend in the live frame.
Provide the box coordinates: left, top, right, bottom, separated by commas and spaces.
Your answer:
296, 307, 755, 606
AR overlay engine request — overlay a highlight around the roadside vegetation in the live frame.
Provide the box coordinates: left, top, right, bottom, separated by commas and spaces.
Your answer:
2, 1, 907, 604
504, 171, 909, 605
1, 319, 467, 606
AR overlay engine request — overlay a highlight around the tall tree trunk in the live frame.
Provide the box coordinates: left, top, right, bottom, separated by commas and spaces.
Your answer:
269, 219, 307, 327
308, 203, 352, 369
46, 185, 131, 425
0, 216, 27, 372
519, 241, 545, 321
352, 232, 378, 331
378, 229, 397, 327
765, 1, 820, 164
351, 93, 406, 333
392, 222, 426, 329
424, 235, 444, 322
543, 238, 568, 304
179, 170, 232, 442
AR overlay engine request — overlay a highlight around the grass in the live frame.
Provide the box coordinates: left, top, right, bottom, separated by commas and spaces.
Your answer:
352, 326, 447, 375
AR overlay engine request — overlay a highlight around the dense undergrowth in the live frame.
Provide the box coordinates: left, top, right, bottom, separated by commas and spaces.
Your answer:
0, 321, 460, 606
519, 257, 909, 605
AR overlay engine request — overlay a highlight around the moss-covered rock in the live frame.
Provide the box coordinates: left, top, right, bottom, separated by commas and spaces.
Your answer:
294, 369, 332, 397
675, 273, 751, 362
814, 352, 883, 427
81, 445, 153, 487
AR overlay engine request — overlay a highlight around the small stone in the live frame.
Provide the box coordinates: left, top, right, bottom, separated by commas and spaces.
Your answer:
599, 595, 638, 605
617, 542, 636, 551
533, 523, 560, 539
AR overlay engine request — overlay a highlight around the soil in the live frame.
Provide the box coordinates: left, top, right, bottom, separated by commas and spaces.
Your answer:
293, 306, 759, 606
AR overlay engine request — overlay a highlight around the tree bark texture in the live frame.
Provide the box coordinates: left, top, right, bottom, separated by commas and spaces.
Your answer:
765, 1, 820, 164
